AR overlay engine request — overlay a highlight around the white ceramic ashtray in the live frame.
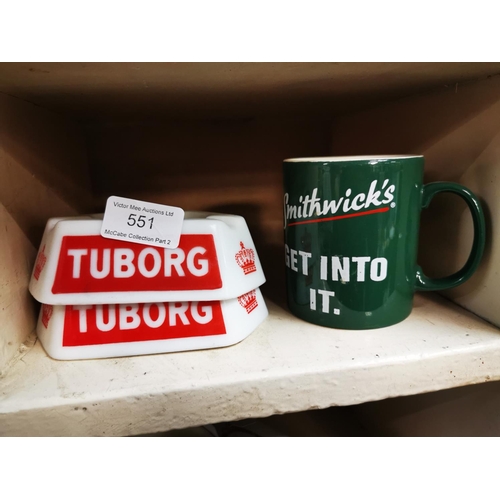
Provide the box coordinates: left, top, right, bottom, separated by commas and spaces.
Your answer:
29, 212, 266, 305
36, 288, 268, 360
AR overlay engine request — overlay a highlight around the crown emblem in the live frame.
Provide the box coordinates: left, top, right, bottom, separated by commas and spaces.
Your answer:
41, 304, 53, 328
238, 290, 258, 314
33, 245, 47, 281
235, 242, 256, 275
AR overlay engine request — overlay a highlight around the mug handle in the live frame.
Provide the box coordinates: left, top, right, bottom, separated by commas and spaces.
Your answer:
415, 182, 486, 291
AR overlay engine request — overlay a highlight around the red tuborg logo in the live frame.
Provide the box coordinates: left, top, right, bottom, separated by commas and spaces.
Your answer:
62, 302, 227, 346
33, 245, 47, 281
51, 234, 222, 294
238, 290, 258, 314
41, 304, 53, 328
235, 242, 256, 275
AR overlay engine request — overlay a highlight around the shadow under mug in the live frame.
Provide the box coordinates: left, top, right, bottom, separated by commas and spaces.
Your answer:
283, 155, 485, 330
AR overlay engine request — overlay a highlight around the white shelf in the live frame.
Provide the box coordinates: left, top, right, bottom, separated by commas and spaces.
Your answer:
1, 292, 500, 436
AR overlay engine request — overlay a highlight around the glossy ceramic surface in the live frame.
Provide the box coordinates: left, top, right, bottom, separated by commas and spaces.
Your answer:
37, 288, 268, 360
283, 156, 485, 329
29, 212, 266, 305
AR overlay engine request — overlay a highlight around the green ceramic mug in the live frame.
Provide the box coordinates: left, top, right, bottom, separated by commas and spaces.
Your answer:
283, 155, 486, 330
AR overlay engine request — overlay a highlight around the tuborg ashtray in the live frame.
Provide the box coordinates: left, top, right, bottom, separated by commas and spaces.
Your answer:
37, 288, 268, 360
29, 212, 266, 305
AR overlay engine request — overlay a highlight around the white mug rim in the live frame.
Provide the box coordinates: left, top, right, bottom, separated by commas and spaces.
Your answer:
284, 155, 423, 163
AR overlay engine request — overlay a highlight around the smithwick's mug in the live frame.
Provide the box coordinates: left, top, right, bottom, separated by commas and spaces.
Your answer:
283, 155, 486, 330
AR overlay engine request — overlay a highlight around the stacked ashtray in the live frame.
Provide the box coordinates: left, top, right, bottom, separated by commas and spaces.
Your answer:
29, 212, 268, 360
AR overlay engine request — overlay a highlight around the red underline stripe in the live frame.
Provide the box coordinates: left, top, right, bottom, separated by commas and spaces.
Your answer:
288, 206, 390, 226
